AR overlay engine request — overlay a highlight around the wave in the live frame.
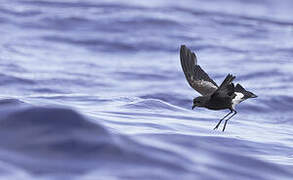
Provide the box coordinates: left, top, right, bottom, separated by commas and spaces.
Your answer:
1, 0, 293, 179
0, 73, 35, 86
122, 98, 187, 112
0, 105, 291, 179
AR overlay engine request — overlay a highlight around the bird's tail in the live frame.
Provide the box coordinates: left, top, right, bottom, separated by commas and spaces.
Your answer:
235, 84, 257, 98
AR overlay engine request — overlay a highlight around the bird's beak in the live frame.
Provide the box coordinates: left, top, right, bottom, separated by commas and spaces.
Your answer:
251, 94, 258, 98
192, 104, 196, 110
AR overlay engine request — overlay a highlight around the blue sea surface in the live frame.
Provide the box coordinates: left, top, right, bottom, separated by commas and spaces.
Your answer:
1, 0, 293, 179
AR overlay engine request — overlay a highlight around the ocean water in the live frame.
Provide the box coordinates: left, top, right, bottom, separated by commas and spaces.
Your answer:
1, 0, 293, 179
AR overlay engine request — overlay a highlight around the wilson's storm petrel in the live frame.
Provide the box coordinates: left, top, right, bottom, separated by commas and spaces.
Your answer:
180, 45, 257, 132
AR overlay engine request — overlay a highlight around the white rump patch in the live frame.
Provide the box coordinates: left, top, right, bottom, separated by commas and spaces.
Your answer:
232, 92, 244, 109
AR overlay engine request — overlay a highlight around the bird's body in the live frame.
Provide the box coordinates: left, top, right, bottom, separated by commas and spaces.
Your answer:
180, 45, 257, 131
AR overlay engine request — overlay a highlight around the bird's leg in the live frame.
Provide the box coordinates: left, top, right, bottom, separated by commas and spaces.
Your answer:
222, 110, 237, 132
213, 110, 233, 130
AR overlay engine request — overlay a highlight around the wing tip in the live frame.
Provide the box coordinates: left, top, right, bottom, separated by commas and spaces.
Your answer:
180, 44, 187, 56
180, 45, 197, 64
180, 44, 187, 49
227, 74, 236, 81
218, 74, 236, 89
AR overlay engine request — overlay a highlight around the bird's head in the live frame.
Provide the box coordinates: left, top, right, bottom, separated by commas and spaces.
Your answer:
192, 96, 208, 109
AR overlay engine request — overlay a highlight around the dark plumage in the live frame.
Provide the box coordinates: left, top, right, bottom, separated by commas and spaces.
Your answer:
180, 45, 257, 131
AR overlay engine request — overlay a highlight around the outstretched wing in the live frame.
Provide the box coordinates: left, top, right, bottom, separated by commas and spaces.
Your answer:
180, 45, 218, 96
212, 74, 236, 98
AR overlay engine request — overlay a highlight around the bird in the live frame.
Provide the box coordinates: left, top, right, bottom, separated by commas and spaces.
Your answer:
180, 45, 257, 132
